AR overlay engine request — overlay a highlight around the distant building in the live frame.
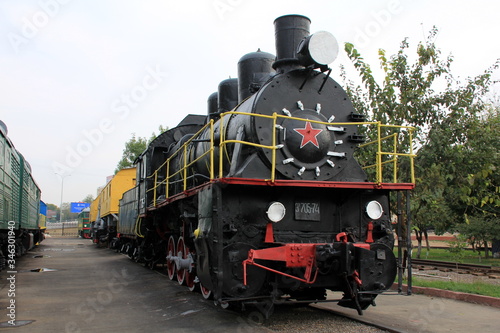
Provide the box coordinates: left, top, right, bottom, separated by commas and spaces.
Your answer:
96, 186, 104, 197
47, 210, 57, 221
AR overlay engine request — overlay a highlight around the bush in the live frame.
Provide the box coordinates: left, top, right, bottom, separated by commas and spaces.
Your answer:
446, 234, 469, 262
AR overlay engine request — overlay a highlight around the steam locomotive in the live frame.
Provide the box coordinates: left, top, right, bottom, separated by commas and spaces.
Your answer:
110, 14, 415, 317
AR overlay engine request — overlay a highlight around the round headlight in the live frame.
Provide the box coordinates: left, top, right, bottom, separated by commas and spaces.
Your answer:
366, 201, 383, 220
266, 202, 286, 223
308, 31, 339, 65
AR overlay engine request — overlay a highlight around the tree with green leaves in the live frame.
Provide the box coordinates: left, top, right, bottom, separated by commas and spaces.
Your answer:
115, 125, 169, 173
46, 203, 58, 211
149, 124, 168, 142
453, 107, 500, 258
82, 194, 94, 203
343, 27, 496, 145
60, 202, 78, 221
115, 134, 148, 173
342, 27, 498, 257
411, 163, 454, 257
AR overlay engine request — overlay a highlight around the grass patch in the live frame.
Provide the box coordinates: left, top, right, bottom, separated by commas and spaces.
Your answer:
409, 277, 500, 298
396, 247, 500, 267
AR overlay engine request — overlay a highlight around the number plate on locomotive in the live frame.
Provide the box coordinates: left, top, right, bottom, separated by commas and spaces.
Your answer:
294, 202, 320, 221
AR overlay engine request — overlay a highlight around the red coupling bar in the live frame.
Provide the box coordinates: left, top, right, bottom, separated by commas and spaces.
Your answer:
243, 244, 318, 286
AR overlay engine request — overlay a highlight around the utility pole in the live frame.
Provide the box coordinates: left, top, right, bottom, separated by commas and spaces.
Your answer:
55, 173, 70, 236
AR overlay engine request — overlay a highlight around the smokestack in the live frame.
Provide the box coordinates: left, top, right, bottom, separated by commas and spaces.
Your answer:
272, 14, 311, 73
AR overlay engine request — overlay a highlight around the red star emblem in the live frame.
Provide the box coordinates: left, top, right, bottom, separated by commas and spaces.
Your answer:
293, 122, 323, 148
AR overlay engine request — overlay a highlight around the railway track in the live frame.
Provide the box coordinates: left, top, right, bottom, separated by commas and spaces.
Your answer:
412, 259, 500, 275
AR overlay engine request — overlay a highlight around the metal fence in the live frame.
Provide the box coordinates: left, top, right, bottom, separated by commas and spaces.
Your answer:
45, 221, 79, 237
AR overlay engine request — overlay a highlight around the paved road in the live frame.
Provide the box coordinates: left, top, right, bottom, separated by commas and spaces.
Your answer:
0, 237, 271, 333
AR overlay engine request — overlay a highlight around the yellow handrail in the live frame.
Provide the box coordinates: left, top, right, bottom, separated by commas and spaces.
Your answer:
146, 120, 214, 200
134, 216, 144, 238
146, 112, 416, 206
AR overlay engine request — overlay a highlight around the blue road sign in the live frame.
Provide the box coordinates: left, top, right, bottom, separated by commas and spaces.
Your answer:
70, 202, 90, 213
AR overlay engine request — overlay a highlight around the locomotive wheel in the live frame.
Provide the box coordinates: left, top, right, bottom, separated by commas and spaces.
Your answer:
176, 237, 186, 285
166, 236, 177, 281
200, 283, 212, 300
125, 244, 132, 258
186, 274, 197, 292
133, 247, 140, 263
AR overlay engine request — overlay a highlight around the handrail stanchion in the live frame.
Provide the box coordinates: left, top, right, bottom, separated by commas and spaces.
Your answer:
219, 114, 225, 179
393, 133, 398, 183
166, 160, 170, 198
153, 172, 158, 206
183, 145, 188, 191
271, 113, 278, 182
410, 129, 415, 184
210, 119, 214, 180
377, 122, 382, 184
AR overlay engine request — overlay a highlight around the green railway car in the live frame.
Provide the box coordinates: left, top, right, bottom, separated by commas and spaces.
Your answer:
78, 207, 91, 239
0, 120, 43, 268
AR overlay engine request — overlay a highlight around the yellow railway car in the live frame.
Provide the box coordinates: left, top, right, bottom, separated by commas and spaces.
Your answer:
90, 167, 136, 244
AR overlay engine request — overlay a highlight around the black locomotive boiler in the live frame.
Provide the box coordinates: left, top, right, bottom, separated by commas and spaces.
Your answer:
114, 14, 415, 316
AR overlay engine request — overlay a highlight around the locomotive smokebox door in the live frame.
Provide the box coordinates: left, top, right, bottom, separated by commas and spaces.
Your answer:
251, 69, 367, 182
281, 109, 332, 164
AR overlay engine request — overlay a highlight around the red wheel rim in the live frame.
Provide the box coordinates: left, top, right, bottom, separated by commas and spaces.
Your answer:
200, 283, 212, 300
186, 272, 196, 291
176, 237, 186, 285
166, 236, 176, 281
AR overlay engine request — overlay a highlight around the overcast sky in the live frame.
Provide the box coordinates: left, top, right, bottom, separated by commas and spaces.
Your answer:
1, 0, 499, 206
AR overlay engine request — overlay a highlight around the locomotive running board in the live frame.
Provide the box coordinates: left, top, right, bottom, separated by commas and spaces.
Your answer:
218, 177, 415, 190
145, 178, 414, 213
